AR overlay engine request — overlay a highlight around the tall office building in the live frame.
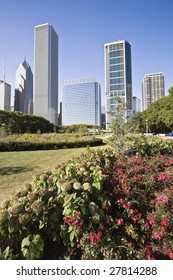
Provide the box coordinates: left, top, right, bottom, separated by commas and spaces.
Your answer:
0, 80, 11, 111
14, 59, 33, 114
104, 40, 132, 129
34, 23, 58, 125
142, 73, 165, 110
62, 78, 101, 126
132, 96, 141, 114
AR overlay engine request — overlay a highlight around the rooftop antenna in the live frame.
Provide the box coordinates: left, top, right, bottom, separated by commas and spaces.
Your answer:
3, 56, 6, 83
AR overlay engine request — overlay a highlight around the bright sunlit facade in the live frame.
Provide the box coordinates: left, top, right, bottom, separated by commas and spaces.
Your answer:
62, 78, 101, 126
34, 23, 58, 125
14, 59, 33, 114
142, 72, 165, 110
0, 80, 11, 111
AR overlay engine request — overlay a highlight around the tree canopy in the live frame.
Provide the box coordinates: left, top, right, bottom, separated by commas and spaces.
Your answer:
130, 87, 173, 133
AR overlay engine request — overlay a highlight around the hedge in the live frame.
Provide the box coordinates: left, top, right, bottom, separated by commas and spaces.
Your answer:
0, 138, 104, 152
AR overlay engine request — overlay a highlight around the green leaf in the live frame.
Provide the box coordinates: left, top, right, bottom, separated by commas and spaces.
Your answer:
69, 230, 75, 242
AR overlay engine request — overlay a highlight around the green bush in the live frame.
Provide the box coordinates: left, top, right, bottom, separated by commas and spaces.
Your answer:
0, 148, 173, 260
131, 135, 173, 156
0, 110, 54, 134
0, 138, 103, 151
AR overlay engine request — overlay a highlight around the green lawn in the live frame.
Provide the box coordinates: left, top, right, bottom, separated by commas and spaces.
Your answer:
0, 147, 89, 202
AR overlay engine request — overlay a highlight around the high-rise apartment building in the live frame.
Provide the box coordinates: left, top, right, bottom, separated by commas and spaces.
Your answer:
62, 78, 101, 126
142, 72, 165, 110
14, 59, 33, 114
104, 40, 132, 129
34, 23, 58, 125
0, 80, 11, 111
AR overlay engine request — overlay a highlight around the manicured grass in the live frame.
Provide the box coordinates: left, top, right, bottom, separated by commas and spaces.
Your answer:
0, 147, 89, 202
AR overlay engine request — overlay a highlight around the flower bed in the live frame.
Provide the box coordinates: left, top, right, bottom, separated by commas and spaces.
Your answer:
0, 149, 173, 259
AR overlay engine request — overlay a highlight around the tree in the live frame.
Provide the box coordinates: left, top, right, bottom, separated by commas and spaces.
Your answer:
107, 99, 137, 154
168, 86, 173, 96
130, 86, 173, 134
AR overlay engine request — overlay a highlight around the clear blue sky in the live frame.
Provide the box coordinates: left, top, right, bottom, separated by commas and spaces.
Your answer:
0, 0, 173, 106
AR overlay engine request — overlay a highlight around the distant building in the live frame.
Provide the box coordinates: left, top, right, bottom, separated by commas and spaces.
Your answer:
101, 105, 106, 129
104, 40, 133, 129
132, 96, 141, 114
142, 72, 165, 110
0, 80, 11, 111
14, 59, 33, 114
34, 23, 58, 125
62, 78, 101, 126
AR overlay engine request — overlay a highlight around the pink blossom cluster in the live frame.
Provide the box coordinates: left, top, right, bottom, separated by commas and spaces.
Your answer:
64, 212, 84, 231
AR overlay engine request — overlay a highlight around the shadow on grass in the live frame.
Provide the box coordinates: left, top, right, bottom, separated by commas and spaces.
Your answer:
0, 166, 36, 175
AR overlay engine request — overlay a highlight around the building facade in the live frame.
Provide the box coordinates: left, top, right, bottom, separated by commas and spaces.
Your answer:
62, 78, 101, 126
142, 72, 165, 111
104, 40, 133, 129
132, 96, 141, 114
0, 80, 11, 111
34, 23, 58, 125
14, 59, 33, 114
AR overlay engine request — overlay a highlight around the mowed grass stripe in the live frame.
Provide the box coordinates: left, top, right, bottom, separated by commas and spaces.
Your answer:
0, 148, 88, 202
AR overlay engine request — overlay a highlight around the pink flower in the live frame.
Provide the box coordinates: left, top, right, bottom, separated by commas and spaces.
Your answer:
117, 218, 124, 225
153, 231, 163, 239
99, 222, 104, 229
168, 252, 173, 260
157, 172, 172, 182
161, 217, 170, 230
89, 231, 102, 244
127, 242, 132, 247
147, 215, 155, 225
156, 195, 169, 205
117, 168, 124, 175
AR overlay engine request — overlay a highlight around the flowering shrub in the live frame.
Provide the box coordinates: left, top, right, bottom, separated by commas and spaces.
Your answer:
0, 149, 173, 259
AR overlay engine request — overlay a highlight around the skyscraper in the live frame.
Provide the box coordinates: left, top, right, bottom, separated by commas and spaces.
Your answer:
132, 96, 141, 114
104, 40, 132, 129
62, 78, 101, 126
14, 59, 33, 114
0, 80, 11, 111
142, 73, 165, 110
34, 23, 58, 125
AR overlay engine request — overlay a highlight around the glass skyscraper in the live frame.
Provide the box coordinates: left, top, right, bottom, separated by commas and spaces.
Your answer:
142, 73, 165, 111
104, 40, 132, 129
62, 78, 101, 126
14, 59, 33, 114
34, 23, 58, 125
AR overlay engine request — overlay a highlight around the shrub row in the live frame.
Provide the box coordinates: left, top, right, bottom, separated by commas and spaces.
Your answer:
0, 149, 173, 260
0, 138, 103, 152
0, 110, 54, 134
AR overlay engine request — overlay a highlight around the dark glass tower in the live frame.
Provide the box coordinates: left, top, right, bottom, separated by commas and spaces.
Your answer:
104, 40, 132, 129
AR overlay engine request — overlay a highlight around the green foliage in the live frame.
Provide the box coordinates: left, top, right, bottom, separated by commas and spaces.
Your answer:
107, 100, 137, 154
1, 143, 173, 259
0, 133, 103, 151
132, 135, 173, 156
130, 87, 173, 134
21, 234, 44, 259
0, 110, 54, 134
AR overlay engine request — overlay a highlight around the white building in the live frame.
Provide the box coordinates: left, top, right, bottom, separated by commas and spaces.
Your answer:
34, 23, 58, 125
14, 59, 33, 114
0, 80, 11, 111
142, 72, 165, 110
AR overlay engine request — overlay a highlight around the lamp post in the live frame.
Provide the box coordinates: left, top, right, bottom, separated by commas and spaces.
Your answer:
146, 119, 148, 134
